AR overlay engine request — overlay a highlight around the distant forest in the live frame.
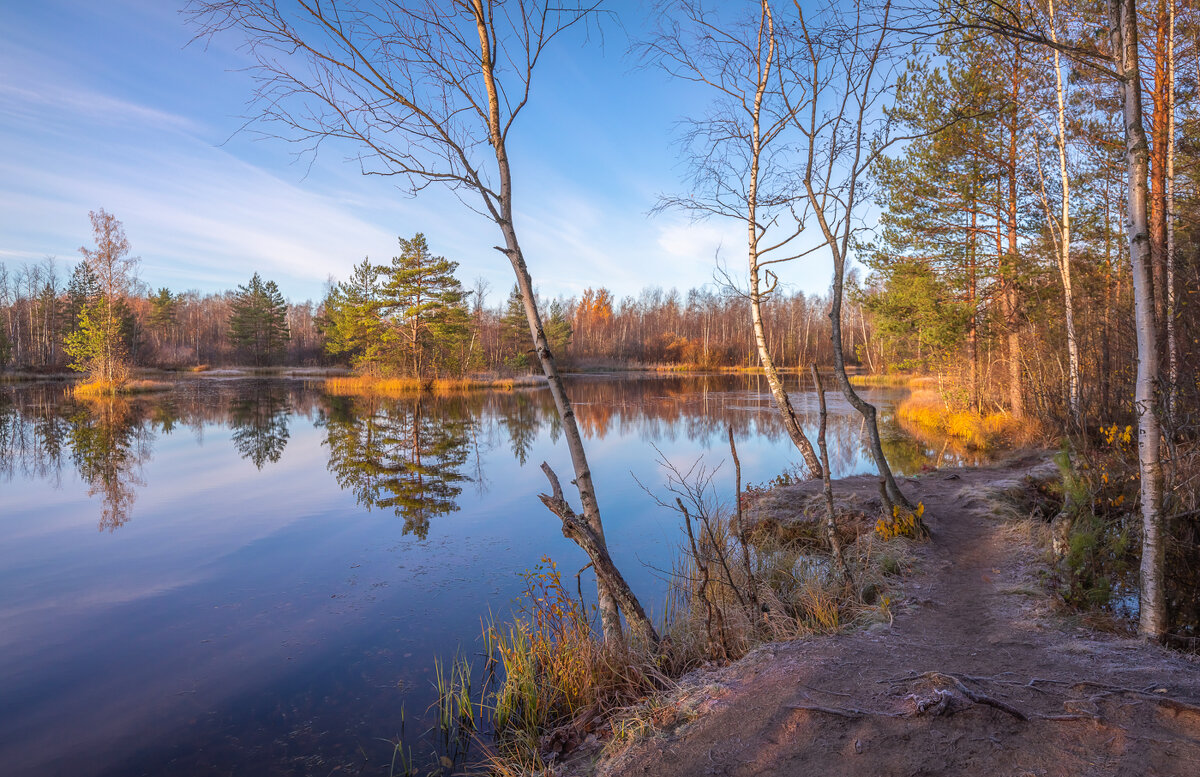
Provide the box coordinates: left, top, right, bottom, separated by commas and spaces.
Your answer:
0, 249, 872, 374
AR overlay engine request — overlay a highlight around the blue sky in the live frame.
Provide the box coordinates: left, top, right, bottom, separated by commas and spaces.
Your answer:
0, 0, 839, 305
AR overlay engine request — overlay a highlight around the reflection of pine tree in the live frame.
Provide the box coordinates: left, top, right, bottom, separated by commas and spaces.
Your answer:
500, 393, 540, 466
229, 381, 292, 469
320, 394, 472, 539
67, 397, 151, 531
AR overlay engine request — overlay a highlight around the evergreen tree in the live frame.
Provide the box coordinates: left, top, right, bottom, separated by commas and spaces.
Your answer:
321, 258, 385, 371
149, 288, 177, 340
377, 234, 469, 378
65, 261, 101, 331
501, 286, 569, 370
545, 298, 572, 361
229, 272, 290, 366
500, 284, 531, 369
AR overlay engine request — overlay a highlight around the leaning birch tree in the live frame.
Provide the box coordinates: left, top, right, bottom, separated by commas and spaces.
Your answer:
785, 0, 912, 509
187, 0, 655, 644
643, 0, 823, 477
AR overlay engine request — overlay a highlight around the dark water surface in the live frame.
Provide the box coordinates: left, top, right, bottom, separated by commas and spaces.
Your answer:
0, 374, 977, 776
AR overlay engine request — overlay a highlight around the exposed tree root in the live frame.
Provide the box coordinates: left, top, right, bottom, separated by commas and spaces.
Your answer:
884, 672, 1029, 721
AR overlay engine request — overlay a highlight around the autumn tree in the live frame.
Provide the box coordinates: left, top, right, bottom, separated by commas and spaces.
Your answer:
64, 210, 139, 388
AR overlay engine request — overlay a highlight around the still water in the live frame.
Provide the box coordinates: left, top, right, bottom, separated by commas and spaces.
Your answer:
0, 373, 975, 776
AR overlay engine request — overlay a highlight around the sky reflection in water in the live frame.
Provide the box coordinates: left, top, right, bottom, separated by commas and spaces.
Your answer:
0, 374, 981, 776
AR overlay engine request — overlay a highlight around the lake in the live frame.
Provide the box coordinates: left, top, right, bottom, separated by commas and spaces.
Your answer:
0, 373, 978, 776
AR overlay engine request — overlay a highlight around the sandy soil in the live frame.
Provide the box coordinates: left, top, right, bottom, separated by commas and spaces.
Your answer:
588, 454, 1200, 777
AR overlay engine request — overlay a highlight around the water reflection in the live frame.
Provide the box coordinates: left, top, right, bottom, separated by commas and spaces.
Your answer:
229, 382, 292, 469
0, 375, 983, 535
67, 397, 152, 531
320, 394, 473, 539
0, 374, 991, 777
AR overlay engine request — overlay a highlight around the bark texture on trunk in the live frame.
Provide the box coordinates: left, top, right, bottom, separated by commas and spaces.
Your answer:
1110, 0, 1166, 642
746, 0, 823, 478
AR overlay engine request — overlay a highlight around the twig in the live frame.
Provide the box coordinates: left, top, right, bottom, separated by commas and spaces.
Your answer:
728, 425, 759, 611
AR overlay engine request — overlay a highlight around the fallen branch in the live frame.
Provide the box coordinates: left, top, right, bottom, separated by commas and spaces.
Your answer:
787, 703, 905, 719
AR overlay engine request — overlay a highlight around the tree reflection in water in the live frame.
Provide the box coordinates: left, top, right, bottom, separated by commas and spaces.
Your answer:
229, 381, 292, 469
319, 394, 473, 539
68, 396, 153, 532
0, 374, 984, 536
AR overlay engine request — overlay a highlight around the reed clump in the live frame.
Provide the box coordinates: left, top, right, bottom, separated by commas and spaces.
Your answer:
325, 374, 544, 396
71, 378, 170, 397
848, 373, 937, 389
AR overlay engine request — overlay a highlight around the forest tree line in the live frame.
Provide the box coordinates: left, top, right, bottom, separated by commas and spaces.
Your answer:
0, 227, 875, 375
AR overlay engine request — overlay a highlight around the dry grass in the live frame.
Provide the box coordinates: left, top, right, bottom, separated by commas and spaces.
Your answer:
325, 374, 544, 396
71, 378, 170, 397
897, 390, 1032, 450
849, 373, 939, 389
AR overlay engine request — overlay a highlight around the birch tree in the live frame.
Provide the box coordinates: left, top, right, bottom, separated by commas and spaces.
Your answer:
644, 0, 823, 477
786, 0, 912, 509
1110, 0, 1166, 642
188, 0, 655, 643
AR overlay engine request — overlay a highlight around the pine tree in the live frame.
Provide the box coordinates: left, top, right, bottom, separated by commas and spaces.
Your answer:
377, 234, 469, 378
545, 298, 572, 361
321, 258, 385, 371
500, 284, 531, 369
229, 272, 290, 366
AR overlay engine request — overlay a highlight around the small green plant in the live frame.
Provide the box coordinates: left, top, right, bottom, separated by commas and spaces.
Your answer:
1052, 434, 1140, 615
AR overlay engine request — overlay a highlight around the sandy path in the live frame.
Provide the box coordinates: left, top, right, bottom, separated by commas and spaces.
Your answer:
595, 457, 1200, 777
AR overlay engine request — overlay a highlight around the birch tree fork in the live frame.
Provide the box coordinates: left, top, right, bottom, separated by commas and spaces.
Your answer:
186, 0, 647, 642
644, 0, 823, 477
787, 0, 911, 510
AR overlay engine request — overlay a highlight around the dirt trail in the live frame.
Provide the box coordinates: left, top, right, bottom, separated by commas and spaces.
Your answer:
595, 455, 1200, 776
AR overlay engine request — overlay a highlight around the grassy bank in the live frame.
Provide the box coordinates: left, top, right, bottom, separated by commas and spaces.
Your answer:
324, 374, 545, 396
413, 471, 922, 775
848, 373, 938, 389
